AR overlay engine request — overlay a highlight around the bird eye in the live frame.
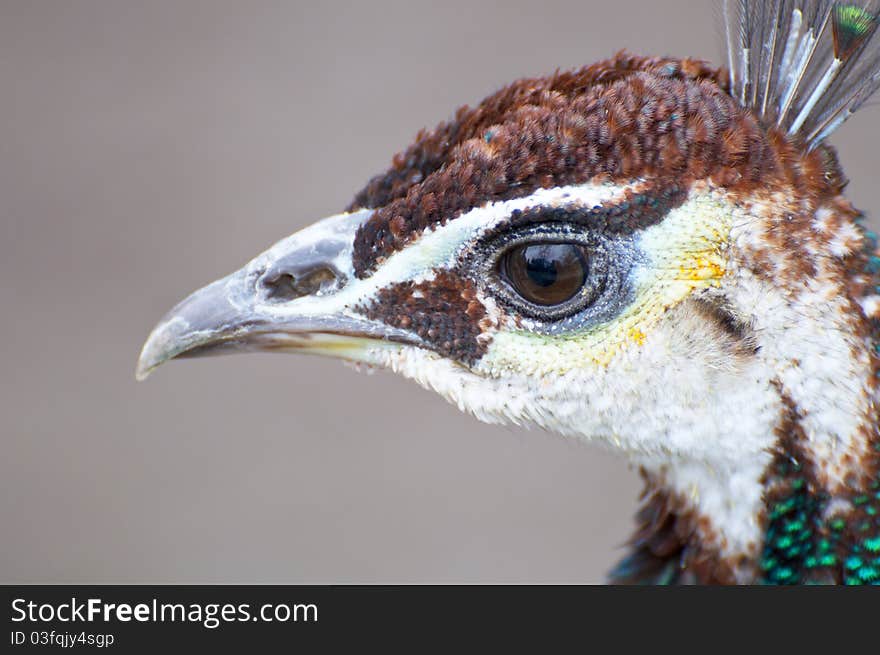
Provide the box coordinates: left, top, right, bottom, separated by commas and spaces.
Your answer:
499, 242, 588, 306
468, 222, 630, 329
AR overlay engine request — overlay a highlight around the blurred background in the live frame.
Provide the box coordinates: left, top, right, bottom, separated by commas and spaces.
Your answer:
2, 0, 879, 583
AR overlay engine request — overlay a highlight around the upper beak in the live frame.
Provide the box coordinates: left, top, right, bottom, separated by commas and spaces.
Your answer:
135, 209, 418, 380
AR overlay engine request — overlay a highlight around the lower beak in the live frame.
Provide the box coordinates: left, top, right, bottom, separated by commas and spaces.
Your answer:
135, 210, 418, 380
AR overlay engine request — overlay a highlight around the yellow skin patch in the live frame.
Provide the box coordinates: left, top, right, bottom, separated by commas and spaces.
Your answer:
478, 191, 733, 377
628, 326, 648, 346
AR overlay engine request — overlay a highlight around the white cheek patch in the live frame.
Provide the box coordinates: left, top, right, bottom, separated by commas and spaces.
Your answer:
256, 181, 640, 320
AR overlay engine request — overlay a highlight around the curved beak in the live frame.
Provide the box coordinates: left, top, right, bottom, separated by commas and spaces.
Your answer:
135, 209, 418, 380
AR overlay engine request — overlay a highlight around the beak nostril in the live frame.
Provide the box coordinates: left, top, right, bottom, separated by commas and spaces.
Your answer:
260, 266, 342, 302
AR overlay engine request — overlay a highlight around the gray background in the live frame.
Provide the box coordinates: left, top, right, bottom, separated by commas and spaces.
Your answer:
3, 1, 879, 583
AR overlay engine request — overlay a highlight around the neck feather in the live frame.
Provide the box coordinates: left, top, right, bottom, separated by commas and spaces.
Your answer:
611, 396, 879, 584
612, 190, 880, 584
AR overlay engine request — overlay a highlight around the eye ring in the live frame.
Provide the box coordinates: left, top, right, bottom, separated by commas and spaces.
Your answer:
465, 223, 614, 324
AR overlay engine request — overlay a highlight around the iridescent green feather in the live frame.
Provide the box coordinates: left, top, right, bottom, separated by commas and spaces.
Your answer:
832, 4, 878, 60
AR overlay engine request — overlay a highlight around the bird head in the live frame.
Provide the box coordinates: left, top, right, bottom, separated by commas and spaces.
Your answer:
138, 57, 762, 456
138, 4, 880, 585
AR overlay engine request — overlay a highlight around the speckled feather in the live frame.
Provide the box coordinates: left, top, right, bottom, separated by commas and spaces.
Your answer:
349, 54, 790, 278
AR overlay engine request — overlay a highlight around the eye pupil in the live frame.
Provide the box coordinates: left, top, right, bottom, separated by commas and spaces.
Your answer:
525, 253, 558, 287
502, 242, 588, 306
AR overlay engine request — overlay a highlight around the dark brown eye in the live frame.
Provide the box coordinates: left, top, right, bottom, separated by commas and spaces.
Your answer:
500, 242, 588, 306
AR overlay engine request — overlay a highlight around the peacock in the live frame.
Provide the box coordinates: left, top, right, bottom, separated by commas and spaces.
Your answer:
138, 1, 880, 584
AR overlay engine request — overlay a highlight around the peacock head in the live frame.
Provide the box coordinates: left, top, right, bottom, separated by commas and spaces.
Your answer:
137, 3, 880, 583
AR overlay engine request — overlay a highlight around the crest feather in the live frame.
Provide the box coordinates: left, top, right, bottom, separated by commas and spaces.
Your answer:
724, 0, 880, 148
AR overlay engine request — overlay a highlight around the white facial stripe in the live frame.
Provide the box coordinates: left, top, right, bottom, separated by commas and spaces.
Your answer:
256, 181, 641, 319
